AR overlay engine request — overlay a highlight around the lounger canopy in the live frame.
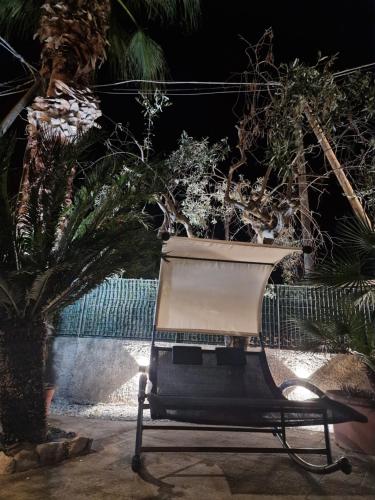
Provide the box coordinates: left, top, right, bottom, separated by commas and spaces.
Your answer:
155, 237, 299, 336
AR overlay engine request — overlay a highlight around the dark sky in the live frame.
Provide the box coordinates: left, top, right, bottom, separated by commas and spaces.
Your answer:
102, 0, 375, 142
2, 0, 374, 142
101, 0, 375, 232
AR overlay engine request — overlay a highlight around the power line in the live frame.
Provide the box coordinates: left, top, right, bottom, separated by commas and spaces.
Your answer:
94, 79, 281, 88
96, 89, 273, 96
93, 63, 375, 90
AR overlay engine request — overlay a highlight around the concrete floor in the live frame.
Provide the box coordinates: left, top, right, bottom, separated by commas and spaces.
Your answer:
0, 415, 374, 500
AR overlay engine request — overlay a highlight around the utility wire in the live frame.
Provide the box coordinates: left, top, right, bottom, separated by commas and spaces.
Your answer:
94, 63, 375, 90
0, 36, 37, 77
97, 89, 274, 96
94, 79, 281, 88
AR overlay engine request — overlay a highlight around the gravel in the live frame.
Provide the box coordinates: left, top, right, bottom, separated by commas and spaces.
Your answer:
50, 398, 150, 421
50, 350, 332, 423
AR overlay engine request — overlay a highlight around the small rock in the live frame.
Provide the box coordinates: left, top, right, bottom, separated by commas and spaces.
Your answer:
67, 437, 92, 457
0, 451, 16, 475
36, 441, 67, 466
14, 449, 40, 472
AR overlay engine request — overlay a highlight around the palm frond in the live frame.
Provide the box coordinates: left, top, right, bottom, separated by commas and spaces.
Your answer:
0, 0, 42, 40
307, 256, 375, 289
108, 0, 179, 82
27, 265, 69, 317
139, 0, 200, 29
297, 307, 375, 359
0, 275, 21, 316
125, 30, 167, 81
0, 134, 16, 260
337, 218, 375, 255
0, 124, 161, 323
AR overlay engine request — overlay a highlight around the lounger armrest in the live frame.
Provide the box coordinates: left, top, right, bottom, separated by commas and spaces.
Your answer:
138, 373, 148, 403
279, 378, 326, 399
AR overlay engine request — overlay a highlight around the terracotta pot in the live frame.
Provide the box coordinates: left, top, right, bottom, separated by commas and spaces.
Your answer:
327, 390, 375, 455
44, 385, 56, 416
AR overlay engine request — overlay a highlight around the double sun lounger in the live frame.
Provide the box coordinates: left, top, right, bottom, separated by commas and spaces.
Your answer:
132, 237, 367, 475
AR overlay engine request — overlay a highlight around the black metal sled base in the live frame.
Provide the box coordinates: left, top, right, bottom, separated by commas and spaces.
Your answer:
131, 375, 352, 475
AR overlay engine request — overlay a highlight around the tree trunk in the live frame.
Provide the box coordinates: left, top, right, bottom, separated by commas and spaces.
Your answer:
16, 1, 111, 236
224, 336, 249, 349
0, 320, 47, 444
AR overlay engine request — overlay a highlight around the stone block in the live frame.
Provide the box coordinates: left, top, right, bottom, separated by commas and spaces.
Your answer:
36, 441, 67, 466
6, 442, 34, 457
67, 436, 92, 457
14, 449, 40, 472
0, 451, 16, 475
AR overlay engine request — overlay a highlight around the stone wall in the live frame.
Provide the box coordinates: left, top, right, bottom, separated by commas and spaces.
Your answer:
53, 337, 151, 406
53, 337, 332, 406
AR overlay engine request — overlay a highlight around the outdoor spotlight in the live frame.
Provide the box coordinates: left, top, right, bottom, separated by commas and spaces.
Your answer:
137, 355, 150, 373
302, 245, 313, 254
294, 365, 310, 379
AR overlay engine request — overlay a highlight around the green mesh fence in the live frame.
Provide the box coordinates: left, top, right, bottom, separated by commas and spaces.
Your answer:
58, 279, 158, 339
56, 278, 370, 347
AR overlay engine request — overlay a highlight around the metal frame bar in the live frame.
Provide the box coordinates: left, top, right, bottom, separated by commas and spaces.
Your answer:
132, 331, 352, 476
164, 255, 274, 266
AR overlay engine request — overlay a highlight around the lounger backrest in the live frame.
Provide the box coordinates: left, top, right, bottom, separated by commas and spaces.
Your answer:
150, 346, 281, 399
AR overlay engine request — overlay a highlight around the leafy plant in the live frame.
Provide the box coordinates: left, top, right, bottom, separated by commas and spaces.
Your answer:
0, 130, 160, 444
300, 218, 375, 396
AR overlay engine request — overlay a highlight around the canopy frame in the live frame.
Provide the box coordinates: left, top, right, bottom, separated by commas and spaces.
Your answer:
153, 236, 298, 341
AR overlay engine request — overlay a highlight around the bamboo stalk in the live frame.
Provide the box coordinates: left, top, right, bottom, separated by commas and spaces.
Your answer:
304, 106, 371, 227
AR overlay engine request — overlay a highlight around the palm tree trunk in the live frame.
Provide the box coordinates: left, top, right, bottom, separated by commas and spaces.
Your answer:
0, 320, 47, 444
16, 1, 111, 235
225, 336, 249, 349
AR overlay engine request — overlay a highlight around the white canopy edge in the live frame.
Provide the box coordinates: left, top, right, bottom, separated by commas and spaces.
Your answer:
161, 236, 298, 263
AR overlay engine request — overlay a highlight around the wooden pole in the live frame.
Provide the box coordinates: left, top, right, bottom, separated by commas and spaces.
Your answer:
295, 123, 314, 273
304, 106, 371, 228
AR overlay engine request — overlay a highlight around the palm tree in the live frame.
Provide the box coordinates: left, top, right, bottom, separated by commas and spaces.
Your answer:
0, 131, 160, 444
302, 218, 375, 393
0, 0, 200, 235
0, 1, 199, 444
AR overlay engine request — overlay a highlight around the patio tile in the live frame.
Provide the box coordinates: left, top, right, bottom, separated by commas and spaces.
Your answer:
0, 416, 373, 500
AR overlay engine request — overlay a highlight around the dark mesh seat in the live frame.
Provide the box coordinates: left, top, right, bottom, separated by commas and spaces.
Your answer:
148, 346, 367, 427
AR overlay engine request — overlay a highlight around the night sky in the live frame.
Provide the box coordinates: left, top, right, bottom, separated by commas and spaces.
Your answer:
99, 0, 375, 232
102, 0, 375, 140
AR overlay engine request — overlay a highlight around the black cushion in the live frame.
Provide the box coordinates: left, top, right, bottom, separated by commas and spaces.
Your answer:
216, 347, 246, 366
172, 346, 203, 365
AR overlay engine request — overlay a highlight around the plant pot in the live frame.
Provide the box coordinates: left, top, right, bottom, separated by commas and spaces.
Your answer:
327, 390, 375, 455
44, 384, 56, 416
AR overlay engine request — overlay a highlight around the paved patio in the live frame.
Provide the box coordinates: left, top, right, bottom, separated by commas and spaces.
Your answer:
0, 415, 374, 500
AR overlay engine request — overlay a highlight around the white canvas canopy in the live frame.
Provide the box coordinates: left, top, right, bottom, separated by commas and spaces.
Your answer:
155, 237, 300, 337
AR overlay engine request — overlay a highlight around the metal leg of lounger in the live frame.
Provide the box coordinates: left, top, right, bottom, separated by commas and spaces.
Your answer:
281, 410, 286, 444
132, 373, 147, 472
275, 411, 352, 475
323, 410, 333, 465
